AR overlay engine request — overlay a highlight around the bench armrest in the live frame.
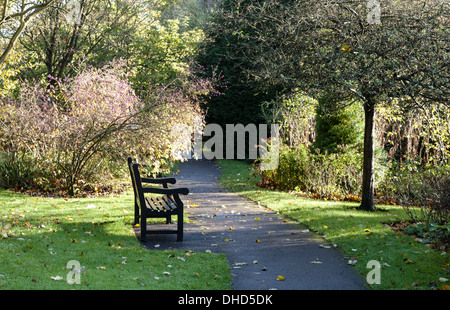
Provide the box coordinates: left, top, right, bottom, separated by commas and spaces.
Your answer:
142, 187, 189, 196
141, 177, 176, 185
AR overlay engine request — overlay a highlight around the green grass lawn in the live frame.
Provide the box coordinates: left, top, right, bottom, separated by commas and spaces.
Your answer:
0, 189, 231, 290
216, 159, 449, 290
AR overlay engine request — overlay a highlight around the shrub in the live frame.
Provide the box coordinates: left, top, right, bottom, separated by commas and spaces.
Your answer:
255, 140, 390, 201
378, 161, 450, 224
256, 144, 308, 191
0, 60, 215, 195
256, 143, 363, 199
0, 152, 39, 190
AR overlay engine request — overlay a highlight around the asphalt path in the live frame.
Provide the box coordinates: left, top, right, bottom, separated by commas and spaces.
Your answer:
137, 159, 368, 290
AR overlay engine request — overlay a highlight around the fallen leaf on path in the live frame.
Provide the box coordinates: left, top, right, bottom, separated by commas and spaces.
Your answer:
277, 275, 285, 281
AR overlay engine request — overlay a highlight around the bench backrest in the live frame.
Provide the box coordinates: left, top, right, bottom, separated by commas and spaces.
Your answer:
128, 157, 146, 211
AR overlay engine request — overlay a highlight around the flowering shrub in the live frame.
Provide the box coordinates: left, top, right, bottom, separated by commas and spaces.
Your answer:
0, 60, 216, 195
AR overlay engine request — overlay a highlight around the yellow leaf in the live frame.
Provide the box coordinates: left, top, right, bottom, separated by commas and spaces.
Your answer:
254, 217, 260, 221
364, 229, 371, 232
277, 275, 285, 281
342, 44, 352, 52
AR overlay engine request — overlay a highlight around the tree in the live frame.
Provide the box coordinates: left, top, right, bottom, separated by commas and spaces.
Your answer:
18, 0, 140, 83
216, 0, 449, 210
197, 0, 281, 148
0, 0, 58, 65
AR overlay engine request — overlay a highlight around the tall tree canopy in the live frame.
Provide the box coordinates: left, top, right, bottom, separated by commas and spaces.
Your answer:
198, 0, 281, 128
213, 0, 449, 210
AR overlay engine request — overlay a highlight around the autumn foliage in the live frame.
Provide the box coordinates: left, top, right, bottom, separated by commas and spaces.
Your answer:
0, 60, 217, 195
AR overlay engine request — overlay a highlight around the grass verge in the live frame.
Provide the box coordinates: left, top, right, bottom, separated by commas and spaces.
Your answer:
0, 189, 231, 290
216, 159, 449, 290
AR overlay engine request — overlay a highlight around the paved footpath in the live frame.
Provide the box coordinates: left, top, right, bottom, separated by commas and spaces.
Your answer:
138, 159, 368, 290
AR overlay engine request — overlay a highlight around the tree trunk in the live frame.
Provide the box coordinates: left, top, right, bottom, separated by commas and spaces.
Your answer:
359, 100, 376, 211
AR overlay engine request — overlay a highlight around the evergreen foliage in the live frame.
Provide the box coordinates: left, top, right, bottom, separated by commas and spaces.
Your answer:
313, 94, 364, 154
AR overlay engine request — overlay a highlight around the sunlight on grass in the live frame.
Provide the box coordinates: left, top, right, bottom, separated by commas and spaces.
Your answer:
0, 189, 231, 290
217, 159, 449, 290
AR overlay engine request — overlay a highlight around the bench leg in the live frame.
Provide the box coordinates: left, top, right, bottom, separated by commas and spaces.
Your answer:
140, 216, 147, 242
134, 203, 140, 226
166, 216, 172, 224
177, 212, 183, 242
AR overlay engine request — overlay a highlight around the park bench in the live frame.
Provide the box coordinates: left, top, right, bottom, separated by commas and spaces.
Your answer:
127, 157, 189, 242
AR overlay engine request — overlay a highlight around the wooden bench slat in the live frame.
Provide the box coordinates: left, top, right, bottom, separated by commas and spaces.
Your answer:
162, 196, 177, 210
156, 197, 171, 211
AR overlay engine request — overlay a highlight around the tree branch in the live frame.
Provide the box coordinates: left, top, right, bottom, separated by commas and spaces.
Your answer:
0, 0, 58, 66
